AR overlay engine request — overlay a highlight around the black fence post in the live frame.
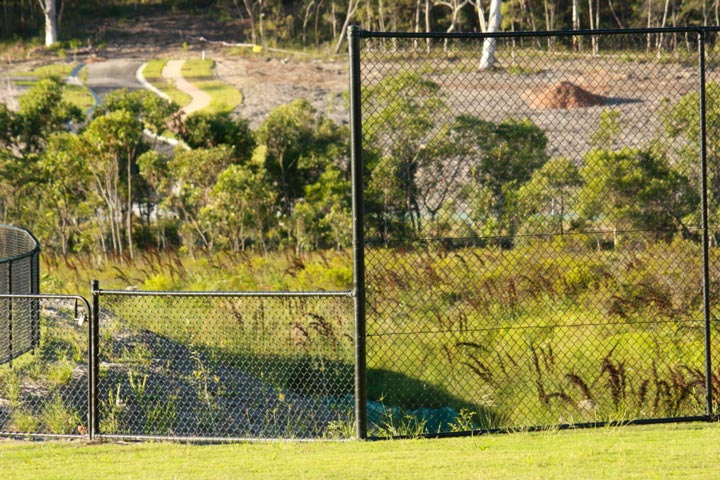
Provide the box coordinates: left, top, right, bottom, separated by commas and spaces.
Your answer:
89, 280, 100, 439
699, 30, 714, 420
6, 261, 12, 367
349, 24, 368, 440
30, 249, 40, 349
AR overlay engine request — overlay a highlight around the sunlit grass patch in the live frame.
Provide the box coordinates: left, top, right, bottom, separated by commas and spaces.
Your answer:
141, 58, 192, 107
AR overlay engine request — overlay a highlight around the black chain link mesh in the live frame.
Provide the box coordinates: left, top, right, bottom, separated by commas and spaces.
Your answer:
0, 226, 41, 365
358, 31, 716, 436
98, 293, 354, 439
0, 298, 88, 436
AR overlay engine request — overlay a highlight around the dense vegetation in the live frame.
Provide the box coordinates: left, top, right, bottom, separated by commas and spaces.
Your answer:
2, 0, 718, 52
1, 69, 711, 261
0, 77, 351, 259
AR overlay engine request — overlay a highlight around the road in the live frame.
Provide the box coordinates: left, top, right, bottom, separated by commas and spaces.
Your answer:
85, 59, 144, 100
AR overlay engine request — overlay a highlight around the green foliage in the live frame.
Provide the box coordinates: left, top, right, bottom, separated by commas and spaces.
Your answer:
96, 88, 180, 134
591, 109, 623, 149
2, 77, 83, 155
515, 157, 582, 240
256, 99, 349, 248
179, 111, 255, 156
364, 71, 460, 242
578, 147, 697, 246
200, 163, 276, 252
294, 165, 352, 250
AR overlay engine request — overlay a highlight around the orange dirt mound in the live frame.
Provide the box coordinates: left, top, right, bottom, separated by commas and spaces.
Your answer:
525, 81, 606, 109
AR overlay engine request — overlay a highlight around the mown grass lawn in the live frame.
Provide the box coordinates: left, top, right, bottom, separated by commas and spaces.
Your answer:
1, 423, 719, 479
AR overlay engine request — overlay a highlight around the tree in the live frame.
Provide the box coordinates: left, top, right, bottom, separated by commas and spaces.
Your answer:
37, 132, 91, 255
256, 99, 346, 217
39, 0, 58, 46
80, 109, 145, 259
578, 147, 698, 247
5, 77, 82, 156
515, 157, 582, 238
363, 72, 456, 240
178, 111, 255, 159
200, 164, 276, 252
459, 115, 549, 237
96, 89, 180, 136
164, 146, 240, 252
479, 0, 502, 69
294, 165, 352, 250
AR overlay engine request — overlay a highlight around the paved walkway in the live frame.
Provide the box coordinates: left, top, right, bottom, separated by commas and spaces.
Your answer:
162, 60, 211, 116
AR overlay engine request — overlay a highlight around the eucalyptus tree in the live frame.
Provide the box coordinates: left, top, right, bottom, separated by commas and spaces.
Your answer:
3, 77, 82, 157
256, 99, 348, 227
456, 115, 549, 239
515, 157, 582, 239
200, 164, 276, 253
36, 132, 91, 256
362, 72, 446, 241
162, 146, 240, 252
578, 146, 697, 247
80, 109, 145, 259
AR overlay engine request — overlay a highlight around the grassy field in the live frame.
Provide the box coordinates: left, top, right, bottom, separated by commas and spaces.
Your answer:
1, 423, 719, 479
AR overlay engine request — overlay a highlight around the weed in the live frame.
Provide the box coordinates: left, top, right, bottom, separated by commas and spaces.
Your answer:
41, 394, 81, 434
100, 383, 128, 434
9, 410, 40, 433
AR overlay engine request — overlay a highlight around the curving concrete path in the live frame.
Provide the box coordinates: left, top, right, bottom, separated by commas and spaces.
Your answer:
161, 60, 211, 117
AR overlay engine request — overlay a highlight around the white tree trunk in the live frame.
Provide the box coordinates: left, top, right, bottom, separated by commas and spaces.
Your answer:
334, 0, 360, 53
572, 0, 580, 49
40, 0, 58, 46
479, 0, 501, 69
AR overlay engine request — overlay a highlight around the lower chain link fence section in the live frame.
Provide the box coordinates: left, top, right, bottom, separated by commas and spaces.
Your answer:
96, 291, 355, 440
0, 297, 89, 438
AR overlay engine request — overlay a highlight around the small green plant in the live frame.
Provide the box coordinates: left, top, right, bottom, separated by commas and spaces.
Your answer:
450, 408, 477, 433
100, 383, 127, 434
324, 416, 356, 439
145, 396, 177, 435
42, 394, 81, 434
10, 410, 40, 433
372, 410, 428, 438
46, 357, 76, 386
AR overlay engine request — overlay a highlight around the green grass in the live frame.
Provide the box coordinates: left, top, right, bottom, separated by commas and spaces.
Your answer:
64, 84, 95, 111
181, 59, 215, 78
13, 63, 76, 78
8, 63, 94, 111
141, 59, 192, 107
0, 423, 719, 479
181, 59, 242, 115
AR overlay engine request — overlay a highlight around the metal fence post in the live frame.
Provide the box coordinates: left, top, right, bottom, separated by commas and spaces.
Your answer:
89, 280, 100, 439
6, 261, 12, 367
699, 30, 714, 420
349, 24, 368, 440
31, 248, 40, 349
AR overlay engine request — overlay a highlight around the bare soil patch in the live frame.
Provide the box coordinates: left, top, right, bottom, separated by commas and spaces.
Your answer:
524, 81, 606, 109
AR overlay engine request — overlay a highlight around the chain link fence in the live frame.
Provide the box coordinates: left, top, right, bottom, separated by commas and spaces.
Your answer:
96, 290, 355, 440
5, 28, 720, 442
0, 297, 89, 437
350, 28, 720, 437
0, 225, 40, 365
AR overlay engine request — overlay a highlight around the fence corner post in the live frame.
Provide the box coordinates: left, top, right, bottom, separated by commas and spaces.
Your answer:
89, 280, 100, 439
348, 24, 368, 440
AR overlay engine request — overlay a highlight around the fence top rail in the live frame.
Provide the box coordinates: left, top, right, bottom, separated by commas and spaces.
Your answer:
0, 293, 91, 320
95, 288, 355, 298
353, 26, 719, 40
